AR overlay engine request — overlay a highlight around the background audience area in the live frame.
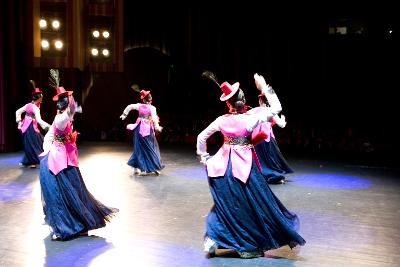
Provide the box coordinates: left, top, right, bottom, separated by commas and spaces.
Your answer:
80, 110, 397, 167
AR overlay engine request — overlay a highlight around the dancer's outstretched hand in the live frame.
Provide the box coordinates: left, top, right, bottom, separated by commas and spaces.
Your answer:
75, 104, 82, 114
199, 153, 211, 165
278, 114, 286, 128
120, 114, 127, 120
254, 73, 267, 91
155, 125, 163, 133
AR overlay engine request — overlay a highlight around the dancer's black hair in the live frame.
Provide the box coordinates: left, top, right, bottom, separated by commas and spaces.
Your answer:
57, 95, 69, 111
142, 93, 152, 104
227, 89, 246, 114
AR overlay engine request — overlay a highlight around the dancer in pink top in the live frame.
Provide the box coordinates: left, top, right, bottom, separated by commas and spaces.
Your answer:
198, 72, 305, 258
39, 69, 118, 241
15, 80, 50, 167
249, 94, 294, 184
120, 87, 164, 175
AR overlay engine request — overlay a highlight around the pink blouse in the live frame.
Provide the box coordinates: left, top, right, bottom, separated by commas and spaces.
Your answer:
15, 103, 49, 133
122, 103, 161, 136
197, 90, 282, 183
41, 112, 78, 175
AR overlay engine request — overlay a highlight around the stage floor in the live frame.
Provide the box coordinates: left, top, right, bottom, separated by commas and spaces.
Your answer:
1, 142, 399, 267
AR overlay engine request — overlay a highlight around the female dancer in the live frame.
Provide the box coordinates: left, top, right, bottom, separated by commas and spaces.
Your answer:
120, 88, 164, 175
197, 73, 305, 258
40, 69, 118, 240
249, 93, 294, 184
15, 80, 50, 168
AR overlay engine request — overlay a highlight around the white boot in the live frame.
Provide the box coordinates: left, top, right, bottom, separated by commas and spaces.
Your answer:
203, 236, 218, 253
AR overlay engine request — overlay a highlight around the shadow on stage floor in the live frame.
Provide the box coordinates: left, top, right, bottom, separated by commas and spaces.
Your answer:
1, 141, 399, 266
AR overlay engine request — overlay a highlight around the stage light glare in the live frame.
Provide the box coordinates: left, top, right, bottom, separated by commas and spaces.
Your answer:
39, 19, 47, 29
91, 48, 99, 56
54, 40, 63, 50
102, 49, 110, 57
102, 31, 110, 38
93, 30, 100, 38
52, 20, 60, 30
41, 40, 49, 50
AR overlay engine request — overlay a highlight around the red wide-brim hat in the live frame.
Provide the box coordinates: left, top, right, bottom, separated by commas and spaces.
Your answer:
32, 88, 43, 95
53, 86, 73, 101
140, 90, 151, 99
220, 82, 240, 101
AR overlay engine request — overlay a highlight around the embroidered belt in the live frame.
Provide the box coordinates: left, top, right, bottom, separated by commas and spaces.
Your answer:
223, 135, 252, 146
25, 113, 35, 119
54, 133, 72, 144
139, 114, 152, 120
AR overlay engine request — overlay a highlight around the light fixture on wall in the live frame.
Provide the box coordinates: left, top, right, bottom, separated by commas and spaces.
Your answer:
102, 48, 109, 57
39, 19, 47, 29
92, 30, 100, 38
41, 39, 50, 50
88, 16, 114, 63
91, 48, 99, 56
102, 31, 110, 38
52, 20, 60, 30
54, 40, 63, 50
38, 2, 67, 58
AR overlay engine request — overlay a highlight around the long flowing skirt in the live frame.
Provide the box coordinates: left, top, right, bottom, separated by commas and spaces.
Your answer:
127, 122, 164, 172
254, 138, 294, 183
20, 123, 44, 165
206, 156, 305, 253
39, 154, 119, 240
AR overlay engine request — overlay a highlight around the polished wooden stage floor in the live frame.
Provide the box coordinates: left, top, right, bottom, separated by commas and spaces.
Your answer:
1, 142, 399, 267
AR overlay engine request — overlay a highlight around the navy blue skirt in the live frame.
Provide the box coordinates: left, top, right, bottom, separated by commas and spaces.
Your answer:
20, 123, 44, 165
254, 138, 294, 183
127, 122, 164, 172
206, 156, 305, 253
39, 154, 119, 240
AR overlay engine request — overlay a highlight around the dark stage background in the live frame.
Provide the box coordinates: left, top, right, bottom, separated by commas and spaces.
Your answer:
1, 3, 399, 165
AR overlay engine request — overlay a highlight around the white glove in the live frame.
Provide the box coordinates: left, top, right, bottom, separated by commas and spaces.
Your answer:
120, 114, 127, 120
155, 125, 163, 133
254, 73, 267, 91
280, 114, 286, 127
199, 153, 211, 165
273, 114, 286, 128
254, 73, 274, 94
75, 104, 82, 113
44, 124, 51, 132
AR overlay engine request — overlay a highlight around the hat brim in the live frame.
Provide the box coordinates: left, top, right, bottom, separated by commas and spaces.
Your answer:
140, 91, 151, 99
220, 82, 240, 101
32, 91, 43, 95
52, 91, 73, 101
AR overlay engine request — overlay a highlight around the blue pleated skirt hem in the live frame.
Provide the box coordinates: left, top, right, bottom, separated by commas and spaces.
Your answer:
254, 138, 294, 183
20, 123, 44, 165
127, 123, 165, 172
206, 156, 305, 253
39, 155, 119, 240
